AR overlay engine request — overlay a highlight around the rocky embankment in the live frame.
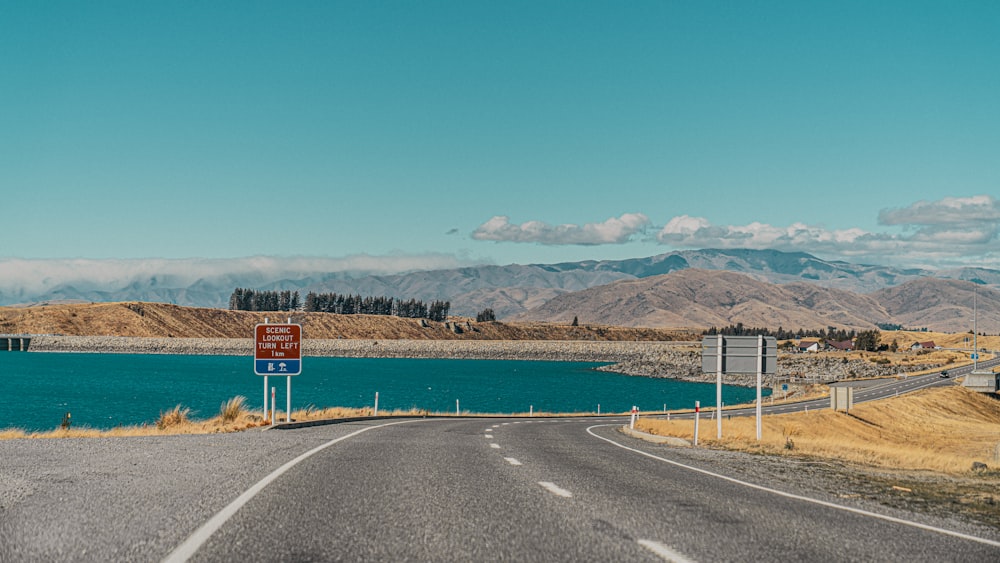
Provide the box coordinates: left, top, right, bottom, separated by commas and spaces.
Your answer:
26, 336, 944, 388
601, 350, 941, 386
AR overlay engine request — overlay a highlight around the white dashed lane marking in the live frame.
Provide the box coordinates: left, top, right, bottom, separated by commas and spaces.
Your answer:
538, 481, 573, 498
638, 540, 698, 563
490, 443, 501, 449
504, 457, 523, 466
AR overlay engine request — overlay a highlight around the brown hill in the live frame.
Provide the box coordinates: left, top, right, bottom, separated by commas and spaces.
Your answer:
514, 269, 891, 330
874, 278, 1000, 333
0, 302, 695, 341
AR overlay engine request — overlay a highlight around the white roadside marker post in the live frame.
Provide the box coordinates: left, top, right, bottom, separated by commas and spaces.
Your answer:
456, 399, 460, 416
629, 405, 638, 429
374, 391, 379, 417
263, 318, 268, 422
694, 401, 700, 446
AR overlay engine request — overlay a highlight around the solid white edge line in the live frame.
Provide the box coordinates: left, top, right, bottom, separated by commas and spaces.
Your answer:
586, 424, 1000, 549
163, 419, 423, 563
538, 481, 573, 498
637, 539, 698, 563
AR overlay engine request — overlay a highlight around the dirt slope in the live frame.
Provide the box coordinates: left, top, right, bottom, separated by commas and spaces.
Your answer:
0, 302, 695, 341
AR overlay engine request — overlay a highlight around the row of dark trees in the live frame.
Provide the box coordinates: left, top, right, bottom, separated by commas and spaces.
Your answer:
304, 292, 450, 321
704, 324, 859, 342
476, 308, 497, 322
229, 288, 451, 322
704, 324, 885, 352
229, 288, 301, 312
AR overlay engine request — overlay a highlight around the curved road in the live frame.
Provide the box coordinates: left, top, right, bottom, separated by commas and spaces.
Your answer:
166, 417, 999, 562
2, 362, 998, 562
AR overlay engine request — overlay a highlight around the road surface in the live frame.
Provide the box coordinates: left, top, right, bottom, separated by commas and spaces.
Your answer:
3, 361, 999, 561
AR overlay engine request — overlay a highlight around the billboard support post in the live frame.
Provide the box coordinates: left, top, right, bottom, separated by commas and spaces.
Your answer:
702, 335, 777, 443
756, 335, 763, 441
716, 334, 723, 438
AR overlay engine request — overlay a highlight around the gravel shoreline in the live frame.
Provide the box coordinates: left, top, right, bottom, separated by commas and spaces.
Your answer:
27, 335, 694, 362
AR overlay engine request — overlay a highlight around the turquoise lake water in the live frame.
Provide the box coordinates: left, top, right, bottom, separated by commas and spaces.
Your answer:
2, 353, 767, 431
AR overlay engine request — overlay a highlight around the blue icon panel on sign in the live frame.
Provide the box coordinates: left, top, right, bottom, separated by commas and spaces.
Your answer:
971, 353, 979, 360
255, 359, 301, 375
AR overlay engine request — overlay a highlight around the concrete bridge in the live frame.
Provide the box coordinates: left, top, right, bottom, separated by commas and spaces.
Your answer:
0, 335, 31, 351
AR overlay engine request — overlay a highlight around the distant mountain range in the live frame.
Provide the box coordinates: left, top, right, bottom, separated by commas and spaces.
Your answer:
4, 249, 999, 332
513, 269, 1000, 334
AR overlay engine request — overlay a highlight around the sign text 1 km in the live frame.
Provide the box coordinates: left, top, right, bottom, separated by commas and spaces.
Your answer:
254, 323, 302, 375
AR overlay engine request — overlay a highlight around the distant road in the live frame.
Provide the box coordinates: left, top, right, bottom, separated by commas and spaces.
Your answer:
701, 357, 1000, 419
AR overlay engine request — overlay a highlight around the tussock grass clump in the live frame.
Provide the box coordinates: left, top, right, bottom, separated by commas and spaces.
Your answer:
220, 395, 247, 423
156, 405, 191, 430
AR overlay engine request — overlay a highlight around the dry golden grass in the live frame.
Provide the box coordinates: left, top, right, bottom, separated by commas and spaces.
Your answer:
636, 386, 1000, 475
156, 404, 191, 429
1, 399, 271, 439
220, 395, 247, 423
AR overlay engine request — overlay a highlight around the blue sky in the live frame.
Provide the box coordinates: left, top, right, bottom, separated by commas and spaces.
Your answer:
3, 1, 999, 284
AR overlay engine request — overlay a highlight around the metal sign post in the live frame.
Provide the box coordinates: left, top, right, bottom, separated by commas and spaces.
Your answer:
702, 335, 777, 442
716, 334, 723, 438
756, 335, 763, 441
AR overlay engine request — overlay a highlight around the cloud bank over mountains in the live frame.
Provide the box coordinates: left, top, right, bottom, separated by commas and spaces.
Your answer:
4, 195, 997, 306
0, 254, 473, 304
473, 195, 1000, 269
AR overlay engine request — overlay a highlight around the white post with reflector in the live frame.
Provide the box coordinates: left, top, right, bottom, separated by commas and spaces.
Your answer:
694, 401, 700, 446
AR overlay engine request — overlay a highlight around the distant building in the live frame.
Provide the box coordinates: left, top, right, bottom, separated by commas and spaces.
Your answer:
910, 341, 938, 351
827, 339, 855, 351
798, 340, 820, 353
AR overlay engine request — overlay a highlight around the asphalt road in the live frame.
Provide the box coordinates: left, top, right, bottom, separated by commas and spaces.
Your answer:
165, 418, 999, 562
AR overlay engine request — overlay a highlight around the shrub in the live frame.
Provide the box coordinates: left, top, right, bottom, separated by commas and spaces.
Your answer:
157, 405, 191, 430
220, 396, 247, 423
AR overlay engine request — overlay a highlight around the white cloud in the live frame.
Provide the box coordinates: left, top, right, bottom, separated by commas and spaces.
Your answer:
471, 213, 650, 245
467, 195, 1000, 268
654, 195, 1000, 268
878, 195, 1000, 225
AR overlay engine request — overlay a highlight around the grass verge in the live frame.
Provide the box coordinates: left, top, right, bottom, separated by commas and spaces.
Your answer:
636, 386, 1000, 475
